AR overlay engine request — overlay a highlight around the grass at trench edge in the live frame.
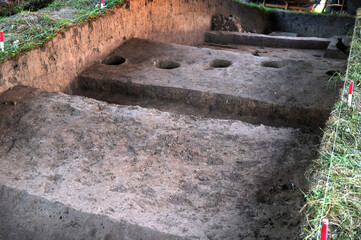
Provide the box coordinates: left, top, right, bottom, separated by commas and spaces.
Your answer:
303, 11, 361, 240
0, 0, 124, 63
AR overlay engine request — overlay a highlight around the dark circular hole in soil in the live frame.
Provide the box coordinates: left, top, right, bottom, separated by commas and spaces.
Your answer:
326, 70, 339, 76
1, 0, 54, 16
24, 0, 54, 12
209, 59, 232, 68
261, 61, 281, 68
154, 60, 181, 69
102, 56, 126, 65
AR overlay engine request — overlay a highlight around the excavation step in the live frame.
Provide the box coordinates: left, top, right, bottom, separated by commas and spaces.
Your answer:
0, 86, 319, 239
77, 39, 343, 128
205, 31, 331, 49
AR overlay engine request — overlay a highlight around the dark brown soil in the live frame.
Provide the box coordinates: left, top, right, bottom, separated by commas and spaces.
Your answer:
211, 14, 241, 32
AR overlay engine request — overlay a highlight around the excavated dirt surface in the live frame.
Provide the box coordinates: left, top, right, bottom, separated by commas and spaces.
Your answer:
0, 36, 349, 239
201, 43, 333, 59
76, 39, 345, 128
0, 86, 321, 239
78, 39, 344, 110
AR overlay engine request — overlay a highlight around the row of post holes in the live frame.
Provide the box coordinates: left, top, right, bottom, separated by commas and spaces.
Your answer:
101, 56, 233, 69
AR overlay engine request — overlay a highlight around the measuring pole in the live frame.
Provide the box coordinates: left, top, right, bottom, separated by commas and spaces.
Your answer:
0, 31, 4, 52
348, 81, 354, 109
321, 219, 328, 240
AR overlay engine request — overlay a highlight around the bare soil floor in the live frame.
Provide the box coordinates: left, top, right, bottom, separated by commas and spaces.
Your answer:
1, 86, 319, 239
0, 39, 347, 240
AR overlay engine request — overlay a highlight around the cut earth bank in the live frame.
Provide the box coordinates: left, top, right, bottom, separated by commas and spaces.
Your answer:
0, 0, 354, 239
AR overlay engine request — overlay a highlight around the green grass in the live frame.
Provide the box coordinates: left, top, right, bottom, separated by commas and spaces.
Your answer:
234, 0, 277, 13
0, 0, 124, 62
303, 10, 361, 240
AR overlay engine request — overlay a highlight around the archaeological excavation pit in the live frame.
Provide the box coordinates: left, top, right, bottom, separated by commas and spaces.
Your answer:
0, 0, 355, 239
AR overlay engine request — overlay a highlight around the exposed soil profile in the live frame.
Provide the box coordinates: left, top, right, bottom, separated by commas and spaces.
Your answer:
0, 0, 352, 239
0, 33, 347, 239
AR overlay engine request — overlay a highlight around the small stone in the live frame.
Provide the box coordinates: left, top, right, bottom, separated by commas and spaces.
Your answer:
197, 175, 209, 181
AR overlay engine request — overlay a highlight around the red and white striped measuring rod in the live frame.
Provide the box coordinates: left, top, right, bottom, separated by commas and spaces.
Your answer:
0, 31, 4, 52
348, 81, 354, 109
101, 0, 104, 8
321, 219, 328, 240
